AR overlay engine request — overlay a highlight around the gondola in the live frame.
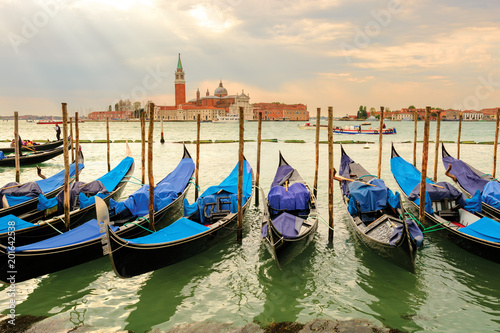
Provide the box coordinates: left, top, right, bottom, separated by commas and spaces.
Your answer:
0, 147, 194, 284
391, 144, 500, 264
0, 152, 84, 218
102, 159, 254, 278
0, 139, 63, 154
0, 151, 134, 246
261, 152, 318, 269
442, 143, 500, 219
336, 146, 422, 272
0, 146, 65, 167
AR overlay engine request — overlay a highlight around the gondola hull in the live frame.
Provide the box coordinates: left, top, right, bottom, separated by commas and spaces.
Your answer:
0, 140, 63, 154
392, 144, 500, 264
0, 185, 188, 284
341, 198, 416, 272
107, 198, 252, 278
442, 143, 500, 220
404, 198, 500, 263
0, 147, 65, 167
263, 219, 317, 268
339, 146, 418, 272
0, 162, 134, 247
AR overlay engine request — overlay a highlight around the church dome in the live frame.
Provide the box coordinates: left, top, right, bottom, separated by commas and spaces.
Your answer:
214, 80, 228, 97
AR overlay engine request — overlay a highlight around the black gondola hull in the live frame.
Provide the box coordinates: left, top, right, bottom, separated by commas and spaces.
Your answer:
0, 184, 189, 284
263, 220, 318, 268
0, 147, 65, 167
0, 140, 63, 154
107, 198, 252, 278
394, 144, 500, 264
0, 162, 134, 247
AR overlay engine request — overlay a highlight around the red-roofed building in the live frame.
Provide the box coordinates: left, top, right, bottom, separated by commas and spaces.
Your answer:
253, 103, 309, 121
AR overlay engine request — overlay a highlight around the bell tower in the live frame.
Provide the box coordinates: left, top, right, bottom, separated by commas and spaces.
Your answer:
174, 53, 186, 107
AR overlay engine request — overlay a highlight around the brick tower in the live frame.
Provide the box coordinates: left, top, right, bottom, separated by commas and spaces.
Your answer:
174, 53, 186, 107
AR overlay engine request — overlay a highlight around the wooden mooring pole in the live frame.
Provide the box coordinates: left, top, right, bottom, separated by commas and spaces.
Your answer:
62, 103, 70, 229
419, 106, 431, 225
413, 109, 418, 166
493, 108, 500, 178
313, 107, 321, 198
148, 102, 155, 230
377, 106, 384, 179
75, 112, 80, 182
160, 116, 165, 144
237, 106, 244, 243
195, 114, 200, 201
457, 111, 463, 159
328, 106, 334, 242
141, 111, 146, 185
255, 112, 262, 206
14, 112, 20, 183
70, 117, 74, 162
106, 117, 110, 172
433, 111, 441, 182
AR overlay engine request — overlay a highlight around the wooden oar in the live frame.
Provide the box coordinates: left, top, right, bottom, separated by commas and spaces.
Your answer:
429, 182, 445, 189
332, 168, 376, 187
444, 164, 457, 182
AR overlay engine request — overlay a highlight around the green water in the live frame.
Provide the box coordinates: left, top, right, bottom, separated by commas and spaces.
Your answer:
0, 120, 499, 332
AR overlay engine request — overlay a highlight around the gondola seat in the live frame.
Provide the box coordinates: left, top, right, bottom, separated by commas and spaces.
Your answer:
199, 190, 237, 224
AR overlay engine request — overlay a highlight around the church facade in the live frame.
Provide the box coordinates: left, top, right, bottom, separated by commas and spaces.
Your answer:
156, 54, 253, 121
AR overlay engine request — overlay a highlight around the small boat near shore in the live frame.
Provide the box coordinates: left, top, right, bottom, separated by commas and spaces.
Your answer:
297, 123, 328, 130
0, 147, 66, 167
0, 139, 63, 154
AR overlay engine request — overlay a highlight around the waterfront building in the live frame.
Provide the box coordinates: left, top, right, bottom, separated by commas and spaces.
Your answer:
156, 54, 253, 121
252, 103, 309, 121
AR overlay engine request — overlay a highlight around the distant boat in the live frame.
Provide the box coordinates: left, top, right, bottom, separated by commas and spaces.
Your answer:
297, 123, 328, 130
215, 114, 239, 123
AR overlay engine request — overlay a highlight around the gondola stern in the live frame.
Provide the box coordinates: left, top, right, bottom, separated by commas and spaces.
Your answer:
390, 143, 400, 159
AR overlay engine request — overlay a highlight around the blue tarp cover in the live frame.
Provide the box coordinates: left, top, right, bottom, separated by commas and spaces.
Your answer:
183, 160, 252, 223
35, 162, 84, 194
125, 217, 209, 244
0, 152, 4, 160
465, 190, 482, 213
389, 219, 424, 247
272, 212, 304, 238
459, 217, 500, 243
111, 157, 194, 217
97, 156, 134, 192
348, 179, 388, 213
339, 153, 354, 196
391, 156, 434, 196
481, 181, 500, 210
0, 214, 36, 234
15, 219, 119, 252
270, 163, 294, 188
408, 182, 466, 207
268, 183, 310, 212
442, 155, 488, 195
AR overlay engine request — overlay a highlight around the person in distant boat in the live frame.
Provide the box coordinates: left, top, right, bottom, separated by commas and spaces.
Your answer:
383, 123, 386, 129
55, 124, 61, 140
358, 125, 362, 133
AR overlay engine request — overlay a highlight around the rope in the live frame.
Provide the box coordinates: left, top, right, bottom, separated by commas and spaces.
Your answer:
38, 218, 64, 234
400, 211, 446, 233
480, 173, 498, 181
359, 175, 377, 179
123, 222, 155, 233
317, 213, 334, 232
188, 181, 200, 191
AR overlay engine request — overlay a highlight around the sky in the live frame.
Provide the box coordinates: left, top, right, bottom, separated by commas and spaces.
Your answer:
1, 0, 499, 117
